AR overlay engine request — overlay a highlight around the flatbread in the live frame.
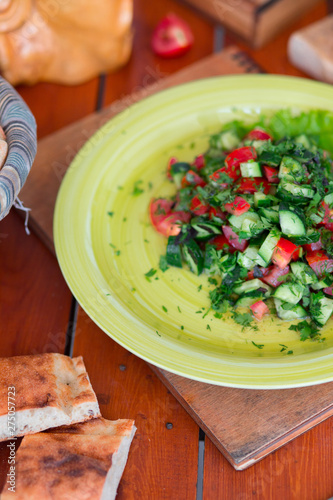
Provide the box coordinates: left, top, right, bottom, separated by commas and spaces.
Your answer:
0, 353, 100, 441
1, 417, 136, 499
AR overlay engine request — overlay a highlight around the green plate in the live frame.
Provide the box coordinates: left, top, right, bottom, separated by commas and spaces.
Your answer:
54, 75, 333, 389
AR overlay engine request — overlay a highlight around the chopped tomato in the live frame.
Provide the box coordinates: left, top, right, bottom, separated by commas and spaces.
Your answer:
272, 238, 298, 269
247, 267, 270, 280
190, 195, 209, 215
225, 146, 257, 170
262, 165, 279, 184
236, 177, 270, 195
222, 225, 248, 252
151, 13, 194, 58
149, 198, 173, 227
208, 234, 236, 253
181, 169, 206, 188
304, 239, 322, 252
224, 196, 251, 216
291, 245, 302, 261
324, 287, 333, 296
262, 265, 290, 287
321, 200, 333, 225
250, 300, 269, 320
157, 211, 191, 237
324, 222, 333, 231
166, 156, 178, 180
247, 128, 272, 141
193, 154, 205, 170
306, 250, 333, 276
208, 206, 227, 221
209, 165, 240, 187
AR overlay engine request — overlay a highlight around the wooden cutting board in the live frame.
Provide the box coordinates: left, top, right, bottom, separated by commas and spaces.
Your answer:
181, 0, 320, 48
19, 46, 333, 470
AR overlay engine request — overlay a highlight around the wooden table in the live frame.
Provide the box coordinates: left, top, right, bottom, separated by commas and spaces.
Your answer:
1, 1, 333, 499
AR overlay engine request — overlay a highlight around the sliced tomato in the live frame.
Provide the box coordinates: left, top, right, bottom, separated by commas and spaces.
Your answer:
166, 156, 178, 180
208, 206, 227, 222
225, 146, 257, 170
324, 287, 333, 296
190, 195, 209, 215
247, 128, 272, 141
151, 13, 194, 58
181, 169, 206, 188
262, 165, 279, 184
303, 239, 322, 252
193, 154, 205, 170
208, 234, 236, 253
236, 177, 270, 195
262, 265, 290, 287
306, 250, 333, 276
156, 211, 191, 237
291, 245, 302, 261
250, 300, 270, 320
222, 225, 248, 252
224, 196, 251, 216
272, 238, 297, 269
247, 267, 270, 280
209, 165, 240, 187
149, 198, 173, 227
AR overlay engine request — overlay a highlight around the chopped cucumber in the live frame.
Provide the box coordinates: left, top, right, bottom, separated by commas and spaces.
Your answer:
279, 202, 306, 237
274, 298, 307, 320
191, 218, 222, 240
258, 205, 279, 224
170, 162, 190, 188
229, 211, 260, 229
279, 156, 305, 183
278, 180, 314, 199
290, 261, 318, 285
182, 240, 204, 275
233, 279, 271, 296
240, 217, 264, 238
273, 282, 305, 305
237, 246, 263, 269
166, 236, 182, 268
310, 292, 333, 326
240, 161, 262, 177
258, 229, 281, 265
324, 192, 333, 207
311, 276, 333, 290
294, 134, 312, 149
235, 292, 267, 308
215, 130, 240, 151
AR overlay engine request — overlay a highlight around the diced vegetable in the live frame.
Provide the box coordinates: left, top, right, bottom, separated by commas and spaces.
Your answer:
291, 261, 318, 285
166, 236, 182, 267
306, 250, 333, 277
272, 237, 298, 269
262, 165, 279, 183
247, 128, 272, 141
310, 292, 333, 326
274, 299, 307, 320
262, 265, 290, 287
273, 281, 305, 304
181, 170, 206, 188
250, 300, 270, 320
190, 195, 209, 215
224, 196, 250, 216
258, 230, 281, 266
222, 225, 248, 252
240, 161, 262, 177
237, 177, 270, 195
279, 202, 306, 237
182, 240, 204, 275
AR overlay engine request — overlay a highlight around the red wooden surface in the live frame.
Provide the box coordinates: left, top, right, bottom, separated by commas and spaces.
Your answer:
0, 0, 333, 498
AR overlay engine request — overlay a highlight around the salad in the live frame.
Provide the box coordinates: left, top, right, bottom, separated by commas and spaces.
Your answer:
149, 117, 333, 341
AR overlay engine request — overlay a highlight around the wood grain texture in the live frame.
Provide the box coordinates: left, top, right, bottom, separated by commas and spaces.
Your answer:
73, 309, 199, 500
232, 0, 328, 75
20, 47, 257, 253
151, 367, 333, 469
203, 420, 333, 500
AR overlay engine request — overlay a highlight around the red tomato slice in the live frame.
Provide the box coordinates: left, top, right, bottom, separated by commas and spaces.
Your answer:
247, 128, 272, 141
225, 146, 257, 170
222, 225, 248, 252
157, 211, 191, 237
192, 154, 205, 170
291, 245, 302, 261
181, 169, 206, 188
306, 250, 333, 276
190, 195, 209, 215
272, 238, 297, 269
151, 13, 194, 58
237, 177, 270, 195
166, 156, 177, 180
262, 265, 290, 287
209, 165, 240, 187
262, 165, 279, 184
250, 300, 269, 320
224, 196, 250, 216
149, 198, 173, 227
303, 239, 322, 252
208, 234, 236, 253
